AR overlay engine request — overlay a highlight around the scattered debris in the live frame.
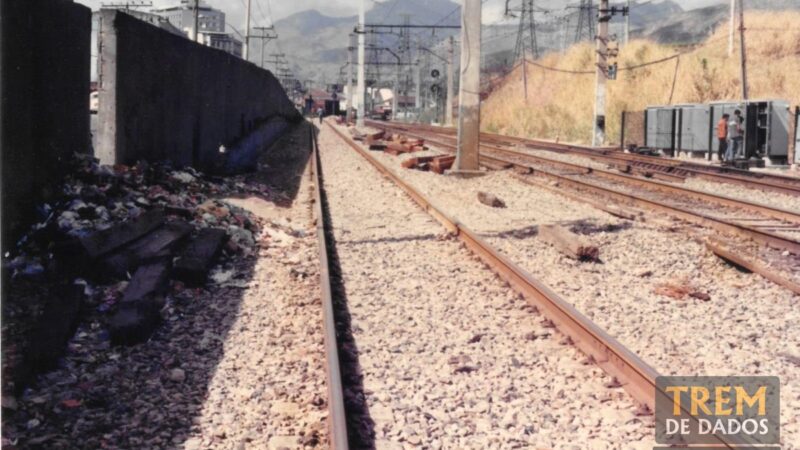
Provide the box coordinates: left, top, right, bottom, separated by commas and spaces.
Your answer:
429, 155, 456, 174
3, 153, 266, 397
173, 228, 229, 286
568, 219, 632, 236
538, 224, 600, 262
653, 279, 710, 301
477, 191, 507, 208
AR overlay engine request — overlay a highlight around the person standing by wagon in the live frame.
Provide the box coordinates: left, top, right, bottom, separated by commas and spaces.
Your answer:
717, 113, 729, 163
726, 109, 744, 162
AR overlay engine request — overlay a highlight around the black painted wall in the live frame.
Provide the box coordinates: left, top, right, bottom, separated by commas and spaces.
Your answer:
1, 0, 92, 252
96, 11, 301, 169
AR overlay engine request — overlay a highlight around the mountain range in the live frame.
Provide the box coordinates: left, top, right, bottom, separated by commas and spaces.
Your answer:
270, 0, 800, 85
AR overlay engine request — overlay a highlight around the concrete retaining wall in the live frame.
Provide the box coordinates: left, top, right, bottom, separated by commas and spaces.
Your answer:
96, 10, 300, 170
1, 0, 91, 250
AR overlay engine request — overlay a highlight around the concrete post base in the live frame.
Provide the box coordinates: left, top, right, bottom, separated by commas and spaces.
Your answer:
446, 170, 487, 178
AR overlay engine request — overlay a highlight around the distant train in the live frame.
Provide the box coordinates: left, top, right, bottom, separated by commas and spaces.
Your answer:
642, 100, 798, 166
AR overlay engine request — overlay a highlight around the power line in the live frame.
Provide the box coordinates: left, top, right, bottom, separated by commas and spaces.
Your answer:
519, 32, 731, 76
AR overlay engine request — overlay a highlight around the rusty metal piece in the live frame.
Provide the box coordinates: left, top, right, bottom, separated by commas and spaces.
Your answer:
309, 126, 349, 450
429, 155, 456, 174
706, 238, 800, 295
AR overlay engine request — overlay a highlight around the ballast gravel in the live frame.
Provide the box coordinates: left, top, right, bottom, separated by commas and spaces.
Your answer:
345, 124, 800, 449
514, 146, 800, 213
184, 124, 329, 449
318, 124, 655, 449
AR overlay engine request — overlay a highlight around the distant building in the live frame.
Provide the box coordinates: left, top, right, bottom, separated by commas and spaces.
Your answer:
152, 0, 225, 34
198, 31, 243, 58
96, 8, 184, 37
91, 9, 185, 81
152, 1, 242, 58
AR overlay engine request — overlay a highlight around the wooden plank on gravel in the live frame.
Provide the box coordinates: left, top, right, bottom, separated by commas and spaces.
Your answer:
385, 142, 410, 156
706, 238, 800, 295
173, 228, 228, 286
430, 155, 456, 174
365, 130, 385, 145
402, 156, 438, 169
539, 224, 600, 261
79, 209, 165, 259
109, 259, 171, 346
101, 221, 193, 279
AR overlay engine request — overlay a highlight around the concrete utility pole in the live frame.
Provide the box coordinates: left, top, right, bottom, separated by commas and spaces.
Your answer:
592, 0, 610, 147
446, 36, 455, 127
346, 34, 355, 123
728, 0, 735, 56
357, 0, 366, 128
415, 40, 424, 122
192, 0, 199, 42
455, 0, 481, 172
624, 0, 630, 45
243, 0, 252, 60
253, 26, 277, 68
522, 50, 528, 101
738, 0, 748, 99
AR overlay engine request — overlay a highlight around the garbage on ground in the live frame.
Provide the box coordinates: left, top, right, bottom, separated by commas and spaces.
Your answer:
2, 152, 268, 397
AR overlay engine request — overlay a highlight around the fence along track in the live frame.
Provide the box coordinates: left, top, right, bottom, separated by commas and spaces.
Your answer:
326, 121, 741, 448
309, 124, 349, 450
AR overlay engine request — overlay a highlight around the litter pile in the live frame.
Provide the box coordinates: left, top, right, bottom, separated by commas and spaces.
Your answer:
2, 153, 267, 394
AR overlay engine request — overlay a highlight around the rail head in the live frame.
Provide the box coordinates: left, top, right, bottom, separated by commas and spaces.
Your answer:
309, 124, 350, 450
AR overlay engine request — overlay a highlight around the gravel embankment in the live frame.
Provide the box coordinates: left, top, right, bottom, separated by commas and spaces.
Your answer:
185, 124, 328, 449
1, 123, 329, 450
347, 124, 800, 449
318, 123, 655, 449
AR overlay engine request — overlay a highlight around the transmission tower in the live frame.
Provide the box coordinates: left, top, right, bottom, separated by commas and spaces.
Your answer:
399, 14, 412, 117
574, 0, 595, 43
506, 0, 539, 61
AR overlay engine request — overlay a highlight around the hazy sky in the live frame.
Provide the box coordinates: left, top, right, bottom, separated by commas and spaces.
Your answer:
75, 0, 728, 29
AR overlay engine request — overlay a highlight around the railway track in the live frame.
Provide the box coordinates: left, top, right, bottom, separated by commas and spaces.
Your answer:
310, 127, 349, 449
366, 120, 800, 254
324, 120, 744, 448
374, 120, 800, 196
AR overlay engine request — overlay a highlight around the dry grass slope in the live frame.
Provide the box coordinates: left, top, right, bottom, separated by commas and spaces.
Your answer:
481, 12, 800, 145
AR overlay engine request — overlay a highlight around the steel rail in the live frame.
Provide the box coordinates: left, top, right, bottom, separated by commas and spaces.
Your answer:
446, 132, 800, 224
481, 131, 800, 196
372, 120, 800, 196
367, 121, 800, 254
369, 122, 800, 225
310, 126, 349, 450
327, 121, 741, 448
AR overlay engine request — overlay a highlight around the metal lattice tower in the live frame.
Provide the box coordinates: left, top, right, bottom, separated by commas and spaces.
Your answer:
574, 0, 595, 43
511, 0, 539, 62
366, 31, 380, 92
399, 14, 412, 113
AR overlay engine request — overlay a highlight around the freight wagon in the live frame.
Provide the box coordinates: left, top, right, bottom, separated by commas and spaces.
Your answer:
644, 99, 791, 166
